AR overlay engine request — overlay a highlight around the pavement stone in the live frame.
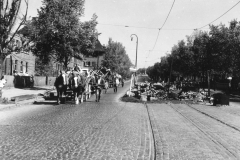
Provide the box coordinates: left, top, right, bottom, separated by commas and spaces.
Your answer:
0, 83, 154, 160
147, 102, 240, 160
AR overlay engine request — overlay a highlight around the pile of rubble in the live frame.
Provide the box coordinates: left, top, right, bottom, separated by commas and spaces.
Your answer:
127, 81, 209, 102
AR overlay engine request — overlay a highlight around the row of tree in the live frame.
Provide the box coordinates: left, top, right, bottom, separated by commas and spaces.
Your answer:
0, 0, 133, 78
142, 20, 240, 84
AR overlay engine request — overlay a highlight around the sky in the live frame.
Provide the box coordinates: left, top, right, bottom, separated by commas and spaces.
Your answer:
26, 0, 240, 69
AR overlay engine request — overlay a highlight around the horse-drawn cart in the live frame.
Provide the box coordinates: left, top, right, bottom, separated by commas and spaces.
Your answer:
52, 67, 114, 104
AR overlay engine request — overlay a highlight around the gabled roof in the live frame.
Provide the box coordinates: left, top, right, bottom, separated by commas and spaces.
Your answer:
94, 39, 105, 53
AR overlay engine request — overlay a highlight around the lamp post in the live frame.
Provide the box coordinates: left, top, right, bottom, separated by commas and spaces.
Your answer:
130, 34, 138, 69
130, 34, 138, 85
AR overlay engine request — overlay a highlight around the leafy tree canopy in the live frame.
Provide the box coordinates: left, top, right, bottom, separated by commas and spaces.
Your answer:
146, 19, 240, 82
24, 0, 98, 68
102, 38, 133, 79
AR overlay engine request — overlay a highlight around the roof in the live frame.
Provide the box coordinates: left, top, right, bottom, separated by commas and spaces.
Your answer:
94, 39, 105, 53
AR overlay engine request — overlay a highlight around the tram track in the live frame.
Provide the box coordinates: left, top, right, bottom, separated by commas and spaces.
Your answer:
168, 102, 240, 159
144, 102, 157, 160
185, 102, 240, 132
145, 103, 167, 160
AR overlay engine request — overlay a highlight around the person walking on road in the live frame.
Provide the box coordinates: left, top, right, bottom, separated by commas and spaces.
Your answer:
95, 74, 105, 102
121, 78, 124, 87
113, 76, 119, 93
54, 71, 66, 104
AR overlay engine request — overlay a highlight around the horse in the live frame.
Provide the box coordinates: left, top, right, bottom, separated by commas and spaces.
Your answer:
69, 72, 85, 104
97, 67, 112, 93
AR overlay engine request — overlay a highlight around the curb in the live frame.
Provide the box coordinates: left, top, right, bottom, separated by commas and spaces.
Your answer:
0, 97, 46, 111
0, 89, 55, 112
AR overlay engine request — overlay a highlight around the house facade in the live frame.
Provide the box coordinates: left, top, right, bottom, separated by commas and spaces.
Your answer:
81, 54, 104, 71
81, 39, 105, 72
2, 34, 35, 76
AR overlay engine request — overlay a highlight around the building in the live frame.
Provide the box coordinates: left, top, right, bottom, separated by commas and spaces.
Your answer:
81, 39, 105, 72
51, 56, 83, 76
1, 34, 105, 76
2, 34, 35, 76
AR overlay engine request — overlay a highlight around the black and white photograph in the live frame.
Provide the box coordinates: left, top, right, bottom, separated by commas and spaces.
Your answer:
1, 0, 240, 159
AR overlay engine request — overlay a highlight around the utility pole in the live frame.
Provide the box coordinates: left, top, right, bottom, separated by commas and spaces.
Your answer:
168, 57, 173, 98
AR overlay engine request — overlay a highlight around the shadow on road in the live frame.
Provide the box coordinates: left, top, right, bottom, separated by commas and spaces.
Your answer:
33, 101, 57, 105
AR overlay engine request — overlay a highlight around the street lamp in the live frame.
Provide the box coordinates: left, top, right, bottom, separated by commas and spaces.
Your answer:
130, 34, 138, 69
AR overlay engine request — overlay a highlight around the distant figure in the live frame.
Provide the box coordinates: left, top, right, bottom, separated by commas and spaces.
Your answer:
0, 76, 7, 98
104, 79, 109, 94
95, 74, 105, 102
121, 78, 124, 87
54, 71, 65, 104
30, 75, 34, 88
74, 64, 81, 73
113, 76, 119, 93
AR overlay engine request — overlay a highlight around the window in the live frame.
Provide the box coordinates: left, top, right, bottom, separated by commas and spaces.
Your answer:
26, 62, 28, 73
84, 61, 91, 67
20, 61, 23, 72
14, 60, 18, 70
92, 61, 96, 67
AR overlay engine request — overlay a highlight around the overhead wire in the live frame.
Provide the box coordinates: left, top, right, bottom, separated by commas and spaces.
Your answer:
143, 0, 240, 67
98, 23, 194, 30
150, 0, 176, 52
145, 0, 176, 67
98, 1, 240, 32
197, 0, 240, 29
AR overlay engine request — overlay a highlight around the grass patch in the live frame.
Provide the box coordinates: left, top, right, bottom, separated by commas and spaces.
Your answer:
121, 94, 143, 103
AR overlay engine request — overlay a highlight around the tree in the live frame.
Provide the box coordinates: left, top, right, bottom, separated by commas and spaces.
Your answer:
137, 68, 146, 74
27, 0, 98, 68
147, 20, 240, 84
34, 57, 54, 76
102, 38, 133, 78
0, 0, 29, 75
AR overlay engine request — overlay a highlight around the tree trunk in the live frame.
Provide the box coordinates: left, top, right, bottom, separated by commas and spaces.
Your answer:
0, 49, 5, 77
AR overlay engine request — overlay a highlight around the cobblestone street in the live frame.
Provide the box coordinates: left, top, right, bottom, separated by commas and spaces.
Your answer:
2, 0, 240, 159
1, 83, 240, 159
0, 85, 154, 160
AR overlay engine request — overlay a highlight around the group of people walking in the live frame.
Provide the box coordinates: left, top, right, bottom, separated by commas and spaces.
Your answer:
54, 66, 124, 104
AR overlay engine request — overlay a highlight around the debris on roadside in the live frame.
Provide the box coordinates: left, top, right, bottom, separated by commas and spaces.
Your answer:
125, 81, 213, 104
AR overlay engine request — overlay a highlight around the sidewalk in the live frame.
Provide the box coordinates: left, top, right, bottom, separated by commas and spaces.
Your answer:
0, 86, 55, 111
